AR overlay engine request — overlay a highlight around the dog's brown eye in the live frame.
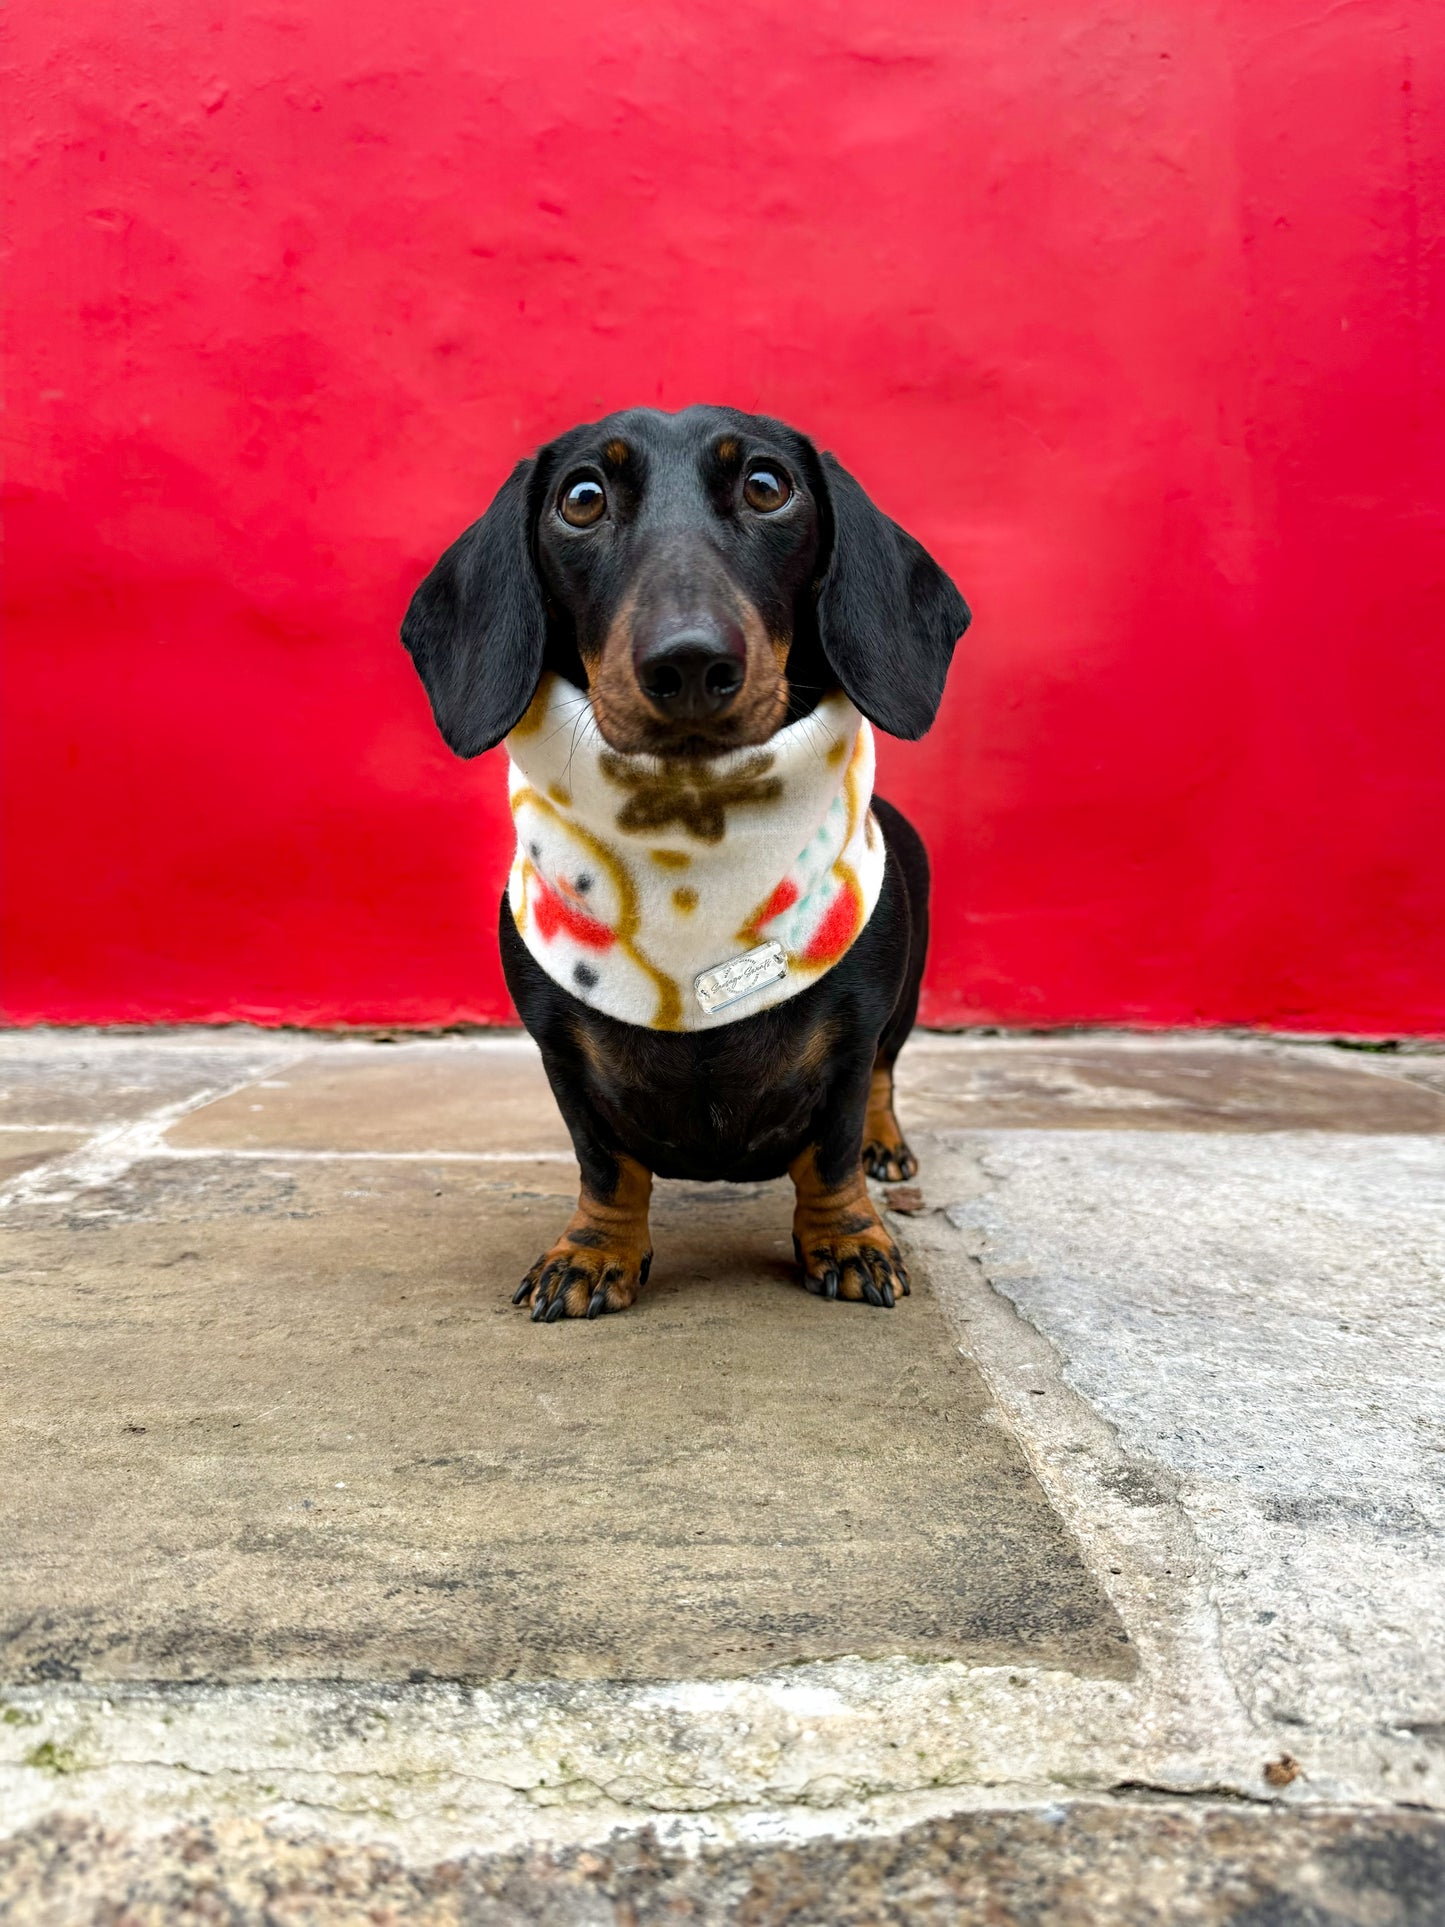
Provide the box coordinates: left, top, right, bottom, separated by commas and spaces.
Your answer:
743, 466, 791, 514
559, 475, 607, 528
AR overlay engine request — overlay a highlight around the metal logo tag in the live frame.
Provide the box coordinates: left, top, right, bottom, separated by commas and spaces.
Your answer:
693, 940, 788, 1015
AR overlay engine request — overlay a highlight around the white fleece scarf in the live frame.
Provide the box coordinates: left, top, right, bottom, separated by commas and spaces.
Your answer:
506, 675, 886, 1031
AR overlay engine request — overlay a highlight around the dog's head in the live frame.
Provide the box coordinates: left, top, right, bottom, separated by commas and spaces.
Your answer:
402, 405, 970, 759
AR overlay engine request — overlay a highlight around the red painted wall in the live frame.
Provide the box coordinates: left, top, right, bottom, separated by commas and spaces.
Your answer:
5, 1, 1444, 1031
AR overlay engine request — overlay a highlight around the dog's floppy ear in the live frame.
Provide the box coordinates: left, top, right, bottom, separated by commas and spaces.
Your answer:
401, 460, 546, 757
813, 450, 971, 739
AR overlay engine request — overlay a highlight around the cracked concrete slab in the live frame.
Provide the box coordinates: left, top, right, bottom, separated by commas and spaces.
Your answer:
1, 1029, 1442, 1921
938, 1129, 1445, 1793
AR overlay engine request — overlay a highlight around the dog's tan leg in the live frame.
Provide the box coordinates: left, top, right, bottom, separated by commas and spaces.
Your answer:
515, 1154, 653, 1321
861, 1057, 919, 1182
789, 1143, 909, 1307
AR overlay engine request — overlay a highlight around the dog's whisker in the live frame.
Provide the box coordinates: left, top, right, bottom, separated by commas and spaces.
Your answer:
796, 711, 829, 766
537, 718, 588, 750
563, 701, 601, 782
536, 693, 592, 729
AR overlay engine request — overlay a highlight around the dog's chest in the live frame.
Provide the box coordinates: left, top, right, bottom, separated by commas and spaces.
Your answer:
583, 1026, 826, 1179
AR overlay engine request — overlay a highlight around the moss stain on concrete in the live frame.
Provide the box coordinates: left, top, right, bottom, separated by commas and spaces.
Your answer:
23, 1741, 82, 1776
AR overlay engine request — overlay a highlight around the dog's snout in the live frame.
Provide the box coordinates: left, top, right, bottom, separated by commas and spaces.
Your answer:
634, 623, 746, 720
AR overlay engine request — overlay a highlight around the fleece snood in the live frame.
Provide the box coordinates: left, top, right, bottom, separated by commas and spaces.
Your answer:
505, 675, 885, 1032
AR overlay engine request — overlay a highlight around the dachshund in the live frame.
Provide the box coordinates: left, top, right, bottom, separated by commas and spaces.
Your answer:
403, 405, 969, 1321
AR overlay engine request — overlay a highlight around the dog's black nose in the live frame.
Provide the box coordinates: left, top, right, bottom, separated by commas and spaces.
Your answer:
634, 624, 746, 720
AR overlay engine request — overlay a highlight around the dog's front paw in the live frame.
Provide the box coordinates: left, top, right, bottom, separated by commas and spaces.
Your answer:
791, 1212, 910, 1308
862, 1134, 919, 1183
512, 1238, 652, 1322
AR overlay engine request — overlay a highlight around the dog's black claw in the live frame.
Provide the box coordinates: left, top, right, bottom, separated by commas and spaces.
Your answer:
861, 1249, 899, 1308
545, 1293, 567, 1322
861, 1278, 885, 1308
513, 1278, 534, 1306
639, 1252, 652, 1286
802, 1272, 824, 1296
530, 1294, 548, 1322
586, 1287, 607, 1319
822, 1268, 839, 1301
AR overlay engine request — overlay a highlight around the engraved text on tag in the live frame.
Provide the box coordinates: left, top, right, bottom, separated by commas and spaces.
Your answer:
693, 940, 788, 1015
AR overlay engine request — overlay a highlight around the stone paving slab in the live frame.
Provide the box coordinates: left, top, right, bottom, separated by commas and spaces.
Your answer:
1392, 1060, 1445, 1095
1, 1142, 1128, 1684
896, 1034, 1445, 1133
0, 1130, 85, 1185
0, 1033, 292, 1128
6, 1801, 1444, 1926
166, 1038, 573, 1154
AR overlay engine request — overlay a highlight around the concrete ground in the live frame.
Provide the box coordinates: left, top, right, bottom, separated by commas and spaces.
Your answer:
1, 1028, 1442, 1923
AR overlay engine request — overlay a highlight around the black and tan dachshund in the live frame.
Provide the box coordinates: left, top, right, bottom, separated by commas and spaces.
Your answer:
403, 405, 970, 1320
